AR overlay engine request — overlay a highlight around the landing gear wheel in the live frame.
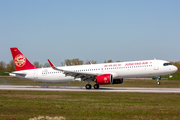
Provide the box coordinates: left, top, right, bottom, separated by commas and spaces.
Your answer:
85, 84, 92, 89
157, 81, 161, 85
156, 76, 161, 85
94, 84, 99, 89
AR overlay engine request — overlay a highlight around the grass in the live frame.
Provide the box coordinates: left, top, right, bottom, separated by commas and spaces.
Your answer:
168, 73, 180, 80
0, 77, 180, 88
0, 91, 180, 120
0, 77, 180, 119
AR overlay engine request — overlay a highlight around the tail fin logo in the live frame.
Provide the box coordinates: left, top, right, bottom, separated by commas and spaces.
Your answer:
15, 54, 26, 67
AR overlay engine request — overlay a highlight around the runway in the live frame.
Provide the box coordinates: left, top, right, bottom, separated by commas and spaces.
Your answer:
0, 85, 180, 93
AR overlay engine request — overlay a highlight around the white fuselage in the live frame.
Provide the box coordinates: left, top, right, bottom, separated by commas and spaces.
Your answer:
10, 59, 178, 83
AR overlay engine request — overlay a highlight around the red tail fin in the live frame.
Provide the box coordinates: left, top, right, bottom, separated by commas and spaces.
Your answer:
10, 47, 37, 71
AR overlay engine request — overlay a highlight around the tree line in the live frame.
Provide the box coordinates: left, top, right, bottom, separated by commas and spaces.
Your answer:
0, 59, 180, 73
0, 58, 114, 71
0, 60, 51, 71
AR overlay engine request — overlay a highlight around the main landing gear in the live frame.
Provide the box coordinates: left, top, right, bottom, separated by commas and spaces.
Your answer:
85, 84, 99, 89
85, 84, 92, 89
94, 84, 99, 89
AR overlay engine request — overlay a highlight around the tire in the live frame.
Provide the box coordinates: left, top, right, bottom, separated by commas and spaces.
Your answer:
157, 81, 161, 85
85, 84, 92, 89
94, 84, 99, 89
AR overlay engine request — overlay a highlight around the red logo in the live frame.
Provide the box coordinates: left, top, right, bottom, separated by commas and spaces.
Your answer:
15, 54, 26, 67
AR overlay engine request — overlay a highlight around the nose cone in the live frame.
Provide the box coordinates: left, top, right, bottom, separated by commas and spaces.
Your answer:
173, 66, 178, 73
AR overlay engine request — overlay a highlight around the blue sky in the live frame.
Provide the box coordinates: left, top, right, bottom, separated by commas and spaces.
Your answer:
0, 0, 180, 65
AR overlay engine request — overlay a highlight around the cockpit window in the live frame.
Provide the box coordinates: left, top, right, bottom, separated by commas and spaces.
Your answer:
163, 63, 172, 66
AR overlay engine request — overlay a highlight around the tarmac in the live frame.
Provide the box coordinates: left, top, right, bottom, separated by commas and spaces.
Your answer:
0, 85, 180, 93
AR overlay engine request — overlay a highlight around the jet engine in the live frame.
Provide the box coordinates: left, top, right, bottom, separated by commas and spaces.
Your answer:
96, 74, 112, 85
96, 74, 124, 85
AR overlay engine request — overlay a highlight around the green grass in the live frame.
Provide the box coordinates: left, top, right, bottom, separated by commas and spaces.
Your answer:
0, 77, 180, 88
168, 73, 180, 80
0, 76, 180, 119
0, 91, 180, 120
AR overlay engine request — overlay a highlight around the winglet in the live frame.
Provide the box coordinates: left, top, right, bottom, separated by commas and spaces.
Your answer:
47, 59, 56, 69
47, 59, 64, 71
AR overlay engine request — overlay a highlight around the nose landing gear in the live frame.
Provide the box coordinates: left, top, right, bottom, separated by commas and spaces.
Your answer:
156, 76, 161, 85
157, 81, 161, 85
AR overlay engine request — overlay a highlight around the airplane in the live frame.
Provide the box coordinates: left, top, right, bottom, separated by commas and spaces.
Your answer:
9, 47, 178, 89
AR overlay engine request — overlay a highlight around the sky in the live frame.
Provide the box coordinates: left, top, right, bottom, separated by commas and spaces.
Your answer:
0, 0, 180, 65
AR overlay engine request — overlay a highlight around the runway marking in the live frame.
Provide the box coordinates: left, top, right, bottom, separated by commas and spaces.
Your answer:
0, 85, 180, 93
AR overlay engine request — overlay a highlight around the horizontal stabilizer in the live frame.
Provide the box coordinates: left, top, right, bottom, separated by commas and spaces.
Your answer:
9, 72, 27, 77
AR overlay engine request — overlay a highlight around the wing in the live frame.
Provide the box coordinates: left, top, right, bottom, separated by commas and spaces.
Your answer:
47, 59, 102, 81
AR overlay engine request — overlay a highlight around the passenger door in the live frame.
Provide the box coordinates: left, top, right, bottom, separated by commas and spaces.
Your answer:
33, 70, 38, 80
154, 60, 159, 70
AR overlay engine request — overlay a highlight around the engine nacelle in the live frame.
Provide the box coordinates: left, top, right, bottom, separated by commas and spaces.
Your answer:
112, 79, 123, 84
96, 74, 112, 85
96, 74, 124, 85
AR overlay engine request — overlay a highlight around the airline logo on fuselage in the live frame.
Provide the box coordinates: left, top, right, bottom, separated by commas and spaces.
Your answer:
125, 62, 148, 66
15, 54, 26, 67
104, 77, 107, 81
